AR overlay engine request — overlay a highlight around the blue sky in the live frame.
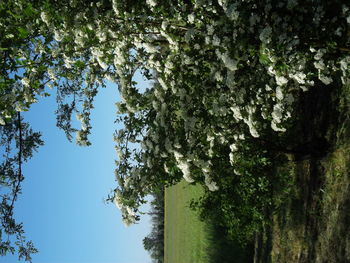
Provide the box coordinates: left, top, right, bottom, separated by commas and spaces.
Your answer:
0, 79, 152, 263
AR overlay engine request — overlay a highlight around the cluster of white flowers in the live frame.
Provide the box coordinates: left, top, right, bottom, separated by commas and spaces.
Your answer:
201, 162, 219, 191
113, 189, 136, 227
76, 130, 89, 146
25, 0, 350, 226
340, 56, 350, 85
146, 0, 157, 8
21, 77, 30, 87
175, 157, 195, 183
40, 12, 50, 26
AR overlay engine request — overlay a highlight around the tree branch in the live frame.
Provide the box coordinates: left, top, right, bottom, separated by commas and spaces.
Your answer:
4, 112, 23, 222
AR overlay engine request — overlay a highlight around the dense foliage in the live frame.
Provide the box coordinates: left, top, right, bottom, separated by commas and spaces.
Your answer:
1, 0, 350, 260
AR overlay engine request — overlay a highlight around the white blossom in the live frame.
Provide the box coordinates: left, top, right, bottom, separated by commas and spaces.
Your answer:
259, 26, 272, 43
212, 35, 220, 46
188, 13, 195, 23
221, 52, 238, 71
178, 160, 194, 183
146, 0, 157, 7
276, 86, 283, 100
204, 174, 219, 191
206, 24, 214, 35
76, 130, 89, 146
314, 60, 325, 70
0, 116, 5, 125
230, 143, 238, 152
113, 189, 123, 209
272, 103, 284, 124
230, 105, 243, 120
40, 12, 50, 26
161, 21, 169, 31
21, 77, 30, 87
319, 74, 333, 85
47, 68, 57, 81
271, 121, 286, 132
143, 43, 158, 53
275, 75, 288, 86
53, 30, 64, 42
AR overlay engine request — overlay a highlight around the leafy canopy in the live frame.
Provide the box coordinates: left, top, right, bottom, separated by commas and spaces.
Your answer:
1, 0, 350, 259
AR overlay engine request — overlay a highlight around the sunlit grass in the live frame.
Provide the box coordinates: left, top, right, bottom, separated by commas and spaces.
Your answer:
164, 180, 210, 263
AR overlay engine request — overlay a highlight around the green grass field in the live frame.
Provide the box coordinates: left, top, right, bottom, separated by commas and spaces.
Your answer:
164, 180, 210, 263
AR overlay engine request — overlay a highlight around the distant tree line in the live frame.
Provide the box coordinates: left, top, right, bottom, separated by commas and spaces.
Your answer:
143, 188, 164, 263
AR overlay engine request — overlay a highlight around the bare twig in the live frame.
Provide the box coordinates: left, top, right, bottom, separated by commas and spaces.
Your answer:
339, 47, 350, 53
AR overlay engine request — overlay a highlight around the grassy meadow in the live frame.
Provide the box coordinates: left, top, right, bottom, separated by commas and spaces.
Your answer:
164, 180, 210, 263
164, 180, 253, 263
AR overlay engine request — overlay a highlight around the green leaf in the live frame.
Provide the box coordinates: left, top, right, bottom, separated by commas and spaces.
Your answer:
17, 27, 29, 38
23, 3, 35, 17
6, 10, 20, 19
74, 60, 85, 69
